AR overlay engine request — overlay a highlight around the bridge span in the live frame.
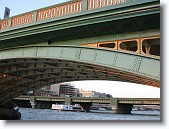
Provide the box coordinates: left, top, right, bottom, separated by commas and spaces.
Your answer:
0, 0, 160, 119
0, 45, 160, 106
14, 95, 160, 114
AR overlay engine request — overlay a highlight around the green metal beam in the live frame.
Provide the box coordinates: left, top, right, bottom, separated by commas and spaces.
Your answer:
0, 45, 160, 81
0, 0, 160, 49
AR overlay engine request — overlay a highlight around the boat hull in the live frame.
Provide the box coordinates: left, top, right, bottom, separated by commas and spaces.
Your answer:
51, 104, 85, 112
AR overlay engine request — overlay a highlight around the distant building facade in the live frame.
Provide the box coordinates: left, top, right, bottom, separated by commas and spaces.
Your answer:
50, 83, 81, 97
79, 90, 95, 97
50, 84, 60, 96
34, 85, 53, 96
59, 83, 76, 97
30, 83, 112, 98
79, 89, 109, 98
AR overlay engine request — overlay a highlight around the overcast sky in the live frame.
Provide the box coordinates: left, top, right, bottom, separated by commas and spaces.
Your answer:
0, 0, 160, 98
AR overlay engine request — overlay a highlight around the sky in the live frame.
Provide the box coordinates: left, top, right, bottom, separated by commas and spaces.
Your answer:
0, 0, 160, 98
71, 80, 160, 98
0, 0, 68, 18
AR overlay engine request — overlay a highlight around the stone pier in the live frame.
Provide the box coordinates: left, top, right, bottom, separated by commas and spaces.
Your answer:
110, 98, 133, 114
65, 96, 72, 105
0, 102, 21, 120
30, 96, 36, 109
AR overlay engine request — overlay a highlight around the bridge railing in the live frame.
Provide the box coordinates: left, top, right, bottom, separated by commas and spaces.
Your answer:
88, 0, 126, 10
0, 0, 127, 31
36, 0, 82, 21
11, 13, 34, 28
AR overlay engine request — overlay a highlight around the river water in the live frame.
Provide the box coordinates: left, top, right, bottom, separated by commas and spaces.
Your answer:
19, 108, 160, 120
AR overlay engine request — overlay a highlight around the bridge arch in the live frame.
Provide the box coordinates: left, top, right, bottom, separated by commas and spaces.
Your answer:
0, 46, 160, 105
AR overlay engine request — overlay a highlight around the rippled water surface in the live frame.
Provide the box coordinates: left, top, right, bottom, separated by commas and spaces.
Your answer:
19, 108, 160, 120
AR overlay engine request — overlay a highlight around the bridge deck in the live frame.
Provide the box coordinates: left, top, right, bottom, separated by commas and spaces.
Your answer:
0, 0, 160, 49
14, 95, 160, 105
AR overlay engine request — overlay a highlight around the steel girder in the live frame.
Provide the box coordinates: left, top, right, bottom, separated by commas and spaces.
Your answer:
0, 46, 160, 105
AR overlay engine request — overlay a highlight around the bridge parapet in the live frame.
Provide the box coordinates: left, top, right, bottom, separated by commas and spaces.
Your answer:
118, 98, 160, 105
88, 0, 126, 10
0, 0, 128, 30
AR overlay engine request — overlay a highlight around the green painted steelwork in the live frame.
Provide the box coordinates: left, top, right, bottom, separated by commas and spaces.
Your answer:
0, 0, 160, 107
13, 95, 160, 114
0, 0, 160, 49
65, 97, 72, 105
51, 29, 160, 46
14, 95, 160, 105
0, 45, 160, 81
0, 45, 159, 105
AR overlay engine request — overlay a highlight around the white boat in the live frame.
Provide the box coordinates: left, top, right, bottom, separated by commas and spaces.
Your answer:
51, 104, 85, 112
99, 107, 107, 111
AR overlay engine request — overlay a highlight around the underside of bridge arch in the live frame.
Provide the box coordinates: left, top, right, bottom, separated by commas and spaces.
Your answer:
0, 58, 160, 105
0, 46, 160, 105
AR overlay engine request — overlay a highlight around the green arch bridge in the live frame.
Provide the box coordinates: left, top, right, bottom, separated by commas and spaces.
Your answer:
0, 0, 160, 119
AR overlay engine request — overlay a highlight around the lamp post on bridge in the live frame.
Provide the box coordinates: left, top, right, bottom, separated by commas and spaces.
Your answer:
3, 7, 10, 19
